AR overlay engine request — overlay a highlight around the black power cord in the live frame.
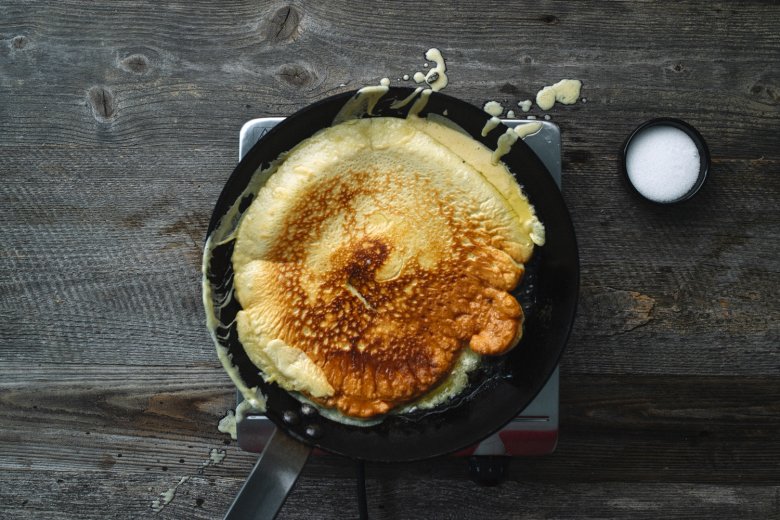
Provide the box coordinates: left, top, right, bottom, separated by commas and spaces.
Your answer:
356, 459, 368, 520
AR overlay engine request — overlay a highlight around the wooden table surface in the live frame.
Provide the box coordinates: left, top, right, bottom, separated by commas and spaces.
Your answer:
2, 1, 778, 518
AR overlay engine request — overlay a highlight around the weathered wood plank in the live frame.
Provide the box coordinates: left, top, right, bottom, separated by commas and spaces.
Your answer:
1, 149, 777, 373
1, 469, 778, 519
0, 2, 778, 150
1, 365, 777, 484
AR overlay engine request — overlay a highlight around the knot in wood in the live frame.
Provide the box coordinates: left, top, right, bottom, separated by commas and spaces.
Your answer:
499, 82, 520, 95
749, 81, 778, 106
12, 35, 28, 49
277, 63, 316, 88
88, 86, 116, 122
120, 54, 149, 74
267, 5, 301, 42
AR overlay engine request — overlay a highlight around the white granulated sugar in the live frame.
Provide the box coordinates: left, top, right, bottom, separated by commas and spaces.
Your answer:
626, 125, 700, 202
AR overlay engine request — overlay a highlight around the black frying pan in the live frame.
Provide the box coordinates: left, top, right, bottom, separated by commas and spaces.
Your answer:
204, 87, 578, 516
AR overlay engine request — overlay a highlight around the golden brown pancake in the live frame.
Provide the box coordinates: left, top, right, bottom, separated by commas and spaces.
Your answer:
232, 116, 543, 418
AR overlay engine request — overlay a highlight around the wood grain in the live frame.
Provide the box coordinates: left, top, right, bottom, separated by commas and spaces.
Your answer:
2, 470, 778, 519
2, 367, 777, 481
1, 0, 779, 518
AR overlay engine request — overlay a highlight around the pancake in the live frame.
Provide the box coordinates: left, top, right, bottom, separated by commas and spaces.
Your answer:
232, 116, 543, 418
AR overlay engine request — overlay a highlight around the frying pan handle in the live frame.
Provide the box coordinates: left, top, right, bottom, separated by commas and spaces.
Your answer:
224, 428, 312, 520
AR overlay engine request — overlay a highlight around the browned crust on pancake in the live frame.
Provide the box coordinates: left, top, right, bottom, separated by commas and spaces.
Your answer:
245, 167, 525, 417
